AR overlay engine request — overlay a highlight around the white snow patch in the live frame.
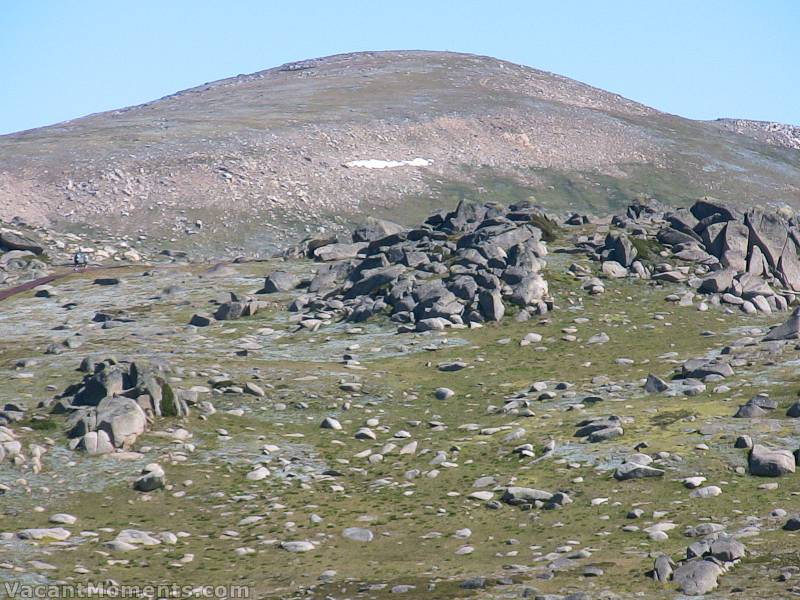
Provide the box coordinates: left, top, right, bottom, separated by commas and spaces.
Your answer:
345, 158, 431, 169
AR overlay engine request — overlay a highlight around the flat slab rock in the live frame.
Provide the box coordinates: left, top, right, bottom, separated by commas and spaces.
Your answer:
681, 358, 734, 379
614, 462, 665, 481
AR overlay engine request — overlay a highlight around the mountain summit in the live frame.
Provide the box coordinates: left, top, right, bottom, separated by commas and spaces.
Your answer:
1, 50, 798, 253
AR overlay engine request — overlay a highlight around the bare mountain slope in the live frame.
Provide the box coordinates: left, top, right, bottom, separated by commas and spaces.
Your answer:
1, 50, 799, 254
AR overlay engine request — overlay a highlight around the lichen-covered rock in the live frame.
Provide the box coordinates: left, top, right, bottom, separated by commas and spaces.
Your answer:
96, 397, 147, 448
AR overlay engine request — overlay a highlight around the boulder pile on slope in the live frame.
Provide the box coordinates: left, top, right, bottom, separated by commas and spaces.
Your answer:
50, 357, 191, 454
584, 198, 800, 314
274, 200, 556, 333
652, 533, 746, 595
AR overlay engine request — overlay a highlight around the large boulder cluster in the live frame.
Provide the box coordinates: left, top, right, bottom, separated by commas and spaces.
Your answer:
271, 201, 555, 332
581, 198, 800, 314
51, 357, 191, 454
653, 533, 746, 595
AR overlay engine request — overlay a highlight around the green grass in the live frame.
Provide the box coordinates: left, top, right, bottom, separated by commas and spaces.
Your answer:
0, 253, 796, 599
629, 236, 665, 263
20, 418, 58, 431
530, 213, 562, 243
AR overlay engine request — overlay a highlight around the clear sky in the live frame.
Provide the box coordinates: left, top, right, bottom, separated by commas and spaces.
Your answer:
1, 0, 798, 135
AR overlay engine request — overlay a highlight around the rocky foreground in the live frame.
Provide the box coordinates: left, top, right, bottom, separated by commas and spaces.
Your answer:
2, 198, 800, 598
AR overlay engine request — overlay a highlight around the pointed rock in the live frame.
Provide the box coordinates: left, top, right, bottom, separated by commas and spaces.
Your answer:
644, 374, 669, 393
763, 307, 800, 341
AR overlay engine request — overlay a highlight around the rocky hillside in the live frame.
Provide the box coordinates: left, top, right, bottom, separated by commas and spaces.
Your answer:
1, 51, 799, 256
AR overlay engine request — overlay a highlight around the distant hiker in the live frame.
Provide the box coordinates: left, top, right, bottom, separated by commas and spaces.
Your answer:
73, 252, 88, 271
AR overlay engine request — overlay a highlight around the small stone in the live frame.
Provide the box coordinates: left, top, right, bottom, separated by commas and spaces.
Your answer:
244, 382, 265, 397
783, 517, 800, 531
133, 464, 165, 492
189, 314, 212, 327
18, 528, 71, 541
281, 540, 315, 553
690, 485, 722, 498
320, 416, 342, 430
644, 374, 669, 393
435, 387, 455, 400
48, 514, 77, 525
682, 476, 706, 489
246, 466, 270, 481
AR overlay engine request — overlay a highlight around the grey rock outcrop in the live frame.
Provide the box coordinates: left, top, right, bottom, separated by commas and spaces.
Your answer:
57, 357, 191, 452
605, 198, 800, 315
290, 200, 554, 332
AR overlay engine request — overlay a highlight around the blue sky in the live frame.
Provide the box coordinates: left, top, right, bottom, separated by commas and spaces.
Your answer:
1, 0, 798, 135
